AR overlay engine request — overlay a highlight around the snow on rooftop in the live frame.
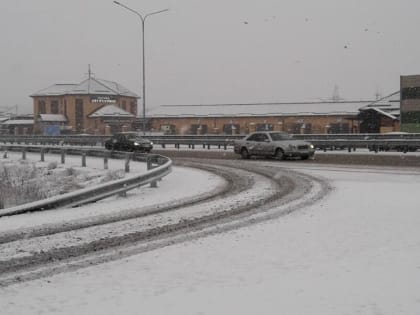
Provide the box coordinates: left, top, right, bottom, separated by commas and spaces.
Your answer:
88, 104, 135, 118
147, 101, 374, 118
1, 119, 34, 125
361, 91, 400, 109
359, 91, 401, 119
31, 78, 138, 98
38, 114, 67, 122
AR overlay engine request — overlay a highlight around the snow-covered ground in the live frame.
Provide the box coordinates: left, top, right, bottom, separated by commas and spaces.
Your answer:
1, 156, 420, 314
0, 151, 225, 229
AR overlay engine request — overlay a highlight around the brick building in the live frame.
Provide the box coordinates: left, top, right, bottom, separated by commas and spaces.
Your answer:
148, 94, 401, 135
148, 100, 376, 135
31, 76, 139, 135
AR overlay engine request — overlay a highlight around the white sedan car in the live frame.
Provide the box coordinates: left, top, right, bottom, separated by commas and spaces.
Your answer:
233, 131, 315, 160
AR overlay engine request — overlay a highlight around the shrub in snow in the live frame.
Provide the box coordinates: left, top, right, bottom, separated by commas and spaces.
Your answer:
0, 160, 47, 208
0, 158, 127, 209
47, 161, 57, 170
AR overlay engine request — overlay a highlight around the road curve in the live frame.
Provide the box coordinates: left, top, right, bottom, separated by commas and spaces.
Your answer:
0, 159, 330, 286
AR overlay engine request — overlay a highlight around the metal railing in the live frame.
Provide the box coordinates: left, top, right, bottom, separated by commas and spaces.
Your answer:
1, 133, 420, 152
0, 145, 172, 216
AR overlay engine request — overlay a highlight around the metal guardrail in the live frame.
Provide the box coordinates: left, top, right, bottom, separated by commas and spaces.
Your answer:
0, 135, 106, 146
1, 133, 420, 152
147, 134, 420, 152
0, 145, 172, 216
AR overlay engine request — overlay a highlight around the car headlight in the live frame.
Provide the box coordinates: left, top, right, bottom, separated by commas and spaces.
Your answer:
310, 144, 314, 149
134, 142, 140, 146
150, 141, 153, 145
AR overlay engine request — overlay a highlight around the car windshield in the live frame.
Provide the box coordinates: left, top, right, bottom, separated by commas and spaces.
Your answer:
124, 133, 139, 140
269, 132, 293, 141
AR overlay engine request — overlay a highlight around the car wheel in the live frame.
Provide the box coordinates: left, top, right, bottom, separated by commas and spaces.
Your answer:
301, 155, 309, 160
105, 143, 113, 150
240, 148, 250, 159
275, 148, 285, 160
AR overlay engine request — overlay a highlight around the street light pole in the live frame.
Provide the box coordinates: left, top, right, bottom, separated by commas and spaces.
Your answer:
113, 1, 168, 135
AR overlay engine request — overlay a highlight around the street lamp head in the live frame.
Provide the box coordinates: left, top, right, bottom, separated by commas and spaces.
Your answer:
113, 1, 121, 5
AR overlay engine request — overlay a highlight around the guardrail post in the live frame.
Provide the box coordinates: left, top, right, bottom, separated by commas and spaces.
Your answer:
104, 155, 108, 170
3, 150, 7, 159
207, 144, 210, 150
161, 143, 166, 148
81, 152, 86, 167
202, 144, 205, 149
224, 144, 227, 150
192, 144, 195, 149
147, 155, 158, 188
125, 153, 130, 173
22, 148, 26, 160
119, 184, 127, 197
61, 149, 66, 164
40, 148, 45, 162
147, 156, 152, 170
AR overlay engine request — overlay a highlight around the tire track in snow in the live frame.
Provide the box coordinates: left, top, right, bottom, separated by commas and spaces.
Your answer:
0, 159, 330, 286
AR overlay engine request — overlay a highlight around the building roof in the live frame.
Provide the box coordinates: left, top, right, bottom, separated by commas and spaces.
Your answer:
2, 119, 34, 125
88, 104, 135, 118
360, 91, 400, 109
31, 77, 139, 98
38, 114, 67, 122
147, 100, 374, 118
359, 91, 400, 120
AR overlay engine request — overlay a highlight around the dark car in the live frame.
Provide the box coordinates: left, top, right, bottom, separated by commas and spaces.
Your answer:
104, 132, 153, 153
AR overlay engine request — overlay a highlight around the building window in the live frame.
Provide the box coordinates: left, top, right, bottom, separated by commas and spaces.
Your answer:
122, 100, 126, 111
329, 123, 349, 134
38, 100, 46, 114
75, 99, 84, 132
51, 100, 59, 114
256, 123, 274, 131
223, 124, 240, 134
160, 124, 175, 134
130, 101, 136, 114
190, 124, 207, 134
291, 123, 312, 134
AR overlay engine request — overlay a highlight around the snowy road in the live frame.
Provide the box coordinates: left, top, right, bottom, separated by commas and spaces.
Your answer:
0, 156, 327, 283
1, 159, 420, 314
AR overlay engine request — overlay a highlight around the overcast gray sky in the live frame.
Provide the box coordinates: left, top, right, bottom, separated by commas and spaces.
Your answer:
1, 0, 420, 114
